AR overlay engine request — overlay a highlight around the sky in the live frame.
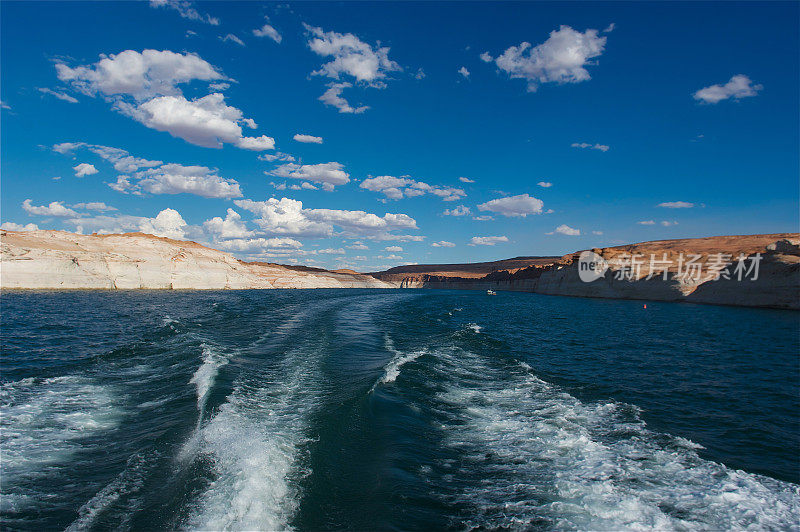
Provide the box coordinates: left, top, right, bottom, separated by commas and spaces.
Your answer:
1, 1, 798, 271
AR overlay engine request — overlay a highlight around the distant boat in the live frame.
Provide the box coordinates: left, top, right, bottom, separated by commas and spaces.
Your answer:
487, 289, 496, 295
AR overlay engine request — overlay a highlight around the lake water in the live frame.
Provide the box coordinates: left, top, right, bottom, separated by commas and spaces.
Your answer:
1, 289, 798, 530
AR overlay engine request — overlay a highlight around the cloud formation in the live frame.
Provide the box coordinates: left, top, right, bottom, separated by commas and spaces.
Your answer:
658, 201, 694, 209
693, 75, 762, 104
253, 21, 282, 43
293, 134, 323, 144
431, 240, 455, 247
22, 199, 79, 217
487, 26, 606, 91
571, 142, 609, 152
469, 236, 509, 246
477, 194, 543, 217
149, 0, 219, 25
272, 162, 350, 189
360, 176, 466, 201
55, 50, 274, 150
73, 163, 98, 177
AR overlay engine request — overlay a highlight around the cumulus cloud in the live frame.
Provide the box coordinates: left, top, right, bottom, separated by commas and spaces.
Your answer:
637, 220, 656, 225
253, 22, 282, 43
233, 197, 419, 240
443, 205, 471, 217
658, 201, 694, 208
360, 175, 466, 201
149, 0, 218, 25
319, 82, 369, 114
385, 245, 402, 252
293, 134, 323, 144
458, 66, 470, 78
458, 177, 475, 183
551, 224, 580, 236
22, 199, 79, 217
55, 50, 273, 150
469, 236, 509, 246
537, 181, 552, 188
216, 237, 302, 252
472, 215, 493, 221
480, 52, 493, 63
259, 151, 295, 163
477, 194, 543, 217
1, 222, 39, 231
347, 241, 369, 250
693, 75, 762, 104
73, 163, 99, 177
431, 240, 455, 248
661, 220, 678, 227
487, 26, 606, 92
305, 24, 401, 85
72, 202, 117, 211
572, 142, 609, 152
66, 208, 189, 239
54, 142, 243, 199
271, 162, 350, 188
305, 24, 401, 112
38, 87, 78, 103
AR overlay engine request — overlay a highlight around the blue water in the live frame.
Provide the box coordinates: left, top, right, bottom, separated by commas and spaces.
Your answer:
1, 289, 798, 530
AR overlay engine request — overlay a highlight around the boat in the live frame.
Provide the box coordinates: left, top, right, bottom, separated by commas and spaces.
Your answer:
487, 289, 496, 295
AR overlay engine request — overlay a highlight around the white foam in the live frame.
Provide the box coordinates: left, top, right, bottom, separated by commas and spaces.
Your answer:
184, 340, 323, 530
190, 343, 229, 414
466, 323, 482, 333
427, 348, 800, 530
374, 334, 426, 386
0, 376, 123, 507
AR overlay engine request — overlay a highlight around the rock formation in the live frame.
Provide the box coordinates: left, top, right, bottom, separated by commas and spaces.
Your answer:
0, 230, 393, 290
371, 233, 800, 309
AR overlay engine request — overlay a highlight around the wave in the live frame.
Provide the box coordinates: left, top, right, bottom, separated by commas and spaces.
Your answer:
190, 343, 230, 416
375, 334, 426, 386
421, 347, 800, 530
0, 375, 124, 512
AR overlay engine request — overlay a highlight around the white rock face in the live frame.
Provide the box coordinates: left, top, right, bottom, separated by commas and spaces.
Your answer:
0, 230, 395, 290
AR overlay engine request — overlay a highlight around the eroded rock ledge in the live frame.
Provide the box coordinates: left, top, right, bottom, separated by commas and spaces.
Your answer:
0, 230, 393, 290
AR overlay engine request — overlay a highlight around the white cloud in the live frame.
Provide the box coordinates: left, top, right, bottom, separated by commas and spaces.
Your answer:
221, 34, 245, 46
443, 205, 471, 217
73, 163, 99, 177
131, 93, 275, 150
66, 208, 189, 239
361, 175, 466, 201
458, 66, 470, 78
469, 236, 509, 246
305, 24, 401, 85
489, 26, 606, 91
22, 199, 79, 217
293, 134, 323, 144
233, 197, 419, 240
637, 220, 656, 225
56, 50, 273, 151
603, 23, 616, 33
431, 240, 455, 248
259, 151, 295, 163
319, 82, 369, 114
253, 22, 282, 43
658, 201, 694, 209
1, 222, 39, 231
572, 142, 609, 152
458, 177, 475, 183
552, 224, 580, 236
54, 143, 242, 199
472, 215, 494, 221
38, 87, 78, 103
385, 245, 403, 252
477, 194, 543, 217
216, 237, 302, 252
149, 0, 218, 25
126, 163, 243, 198
661, 220, 678, 227
693, 75, 762, 104
479, 52, 493, 63
56, 49, 224, 100
537, 181, 553, 188
72, 202, 117, 211
202, 209, 254, 239
347, 241, 369, 250
272, 162, 350, 188
592, 230, 603, 235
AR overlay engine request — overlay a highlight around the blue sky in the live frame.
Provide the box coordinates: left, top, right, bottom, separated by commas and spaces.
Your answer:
2, 1, 798, 270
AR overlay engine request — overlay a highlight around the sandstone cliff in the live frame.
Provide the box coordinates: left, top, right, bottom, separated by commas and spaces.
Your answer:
0, 230, 393, 290
371, 234, 800, 309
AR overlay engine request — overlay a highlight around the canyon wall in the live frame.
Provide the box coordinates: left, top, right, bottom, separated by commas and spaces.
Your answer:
0, 230, 393, 290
